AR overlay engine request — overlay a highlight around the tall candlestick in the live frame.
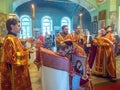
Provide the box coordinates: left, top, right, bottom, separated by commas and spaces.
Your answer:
31, 4, 35, 19
31, 4, 35, 37
86, 29, 90, 44
79, 13, 83, 28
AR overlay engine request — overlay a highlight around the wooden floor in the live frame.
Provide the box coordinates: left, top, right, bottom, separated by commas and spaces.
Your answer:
29, 55, 120, 90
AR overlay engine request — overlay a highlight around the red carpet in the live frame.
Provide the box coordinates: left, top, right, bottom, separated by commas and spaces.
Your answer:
95, 81, 120, 90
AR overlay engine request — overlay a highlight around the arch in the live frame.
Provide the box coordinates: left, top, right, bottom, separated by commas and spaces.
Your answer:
61, 17, 71, 33
41, 16, 53, 36
13, 0, 97, 12
19, 15, 32, 38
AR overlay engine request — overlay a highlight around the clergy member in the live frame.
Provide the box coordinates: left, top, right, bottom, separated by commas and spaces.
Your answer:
72, 25, 86, 48
56, 25, 73, 50
0, 18, 32, 90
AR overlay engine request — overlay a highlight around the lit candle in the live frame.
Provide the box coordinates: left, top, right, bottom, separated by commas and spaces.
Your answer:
79, 13, 83, 27
31, 4, 35, 19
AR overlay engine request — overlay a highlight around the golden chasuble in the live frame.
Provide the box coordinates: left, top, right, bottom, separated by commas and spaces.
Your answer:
72, 33, 86, 47
93, 37, 116, 78
1, 35, 32, 90
3, 35, 29, 65
56, 33, 73, 45
118, 43, 120, 50
73, 42, 86, 58
105, 32, 116, 43
0, 38, 3, 61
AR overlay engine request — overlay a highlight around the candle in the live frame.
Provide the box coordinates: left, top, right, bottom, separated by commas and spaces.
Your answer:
86, 30, 90, 44
79, 13, 83, 28
31, 4, 35, 19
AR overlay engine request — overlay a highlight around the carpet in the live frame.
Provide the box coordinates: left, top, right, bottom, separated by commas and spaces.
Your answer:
94, 80, 120, 90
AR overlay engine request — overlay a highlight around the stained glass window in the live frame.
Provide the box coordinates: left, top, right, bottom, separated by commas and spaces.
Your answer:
20, 15, 32, 38
41, 16, 52, 36
61, 17, 71, 33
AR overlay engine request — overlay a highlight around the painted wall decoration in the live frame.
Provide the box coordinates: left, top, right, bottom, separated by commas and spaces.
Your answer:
99, 10, 106, 20
99, 20, 106, 28
109, 11, 116, 30
0, 13, 7, 37
92, 21, 98, 34
110, 11, 116, 21
97, 0, 106, 4
98, 10, 106, 29
93, 16, 97, 21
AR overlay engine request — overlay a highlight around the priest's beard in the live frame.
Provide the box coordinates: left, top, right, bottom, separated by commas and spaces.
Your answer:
76, 31, 80, 34
63, 32, 68, 35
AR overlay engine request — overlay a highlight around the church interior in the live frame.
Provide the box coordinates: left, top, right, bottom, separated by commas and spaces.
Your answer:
0, 0, 120, 90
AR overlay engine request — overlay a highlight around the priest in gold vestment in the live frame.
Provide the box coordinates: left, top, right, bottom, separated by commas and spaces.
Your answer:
56, 25, 73, 50
93, 29, 116, 80
72, 25, 86, 48
105, 26, 116, 44
0, 18, 32, 90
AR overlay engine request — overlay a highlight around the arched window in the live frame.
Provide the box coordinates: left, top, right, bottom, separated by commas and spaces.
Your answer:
41, 16, 52, 36
61, 17, 71, 33
20, 15, 32, 38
